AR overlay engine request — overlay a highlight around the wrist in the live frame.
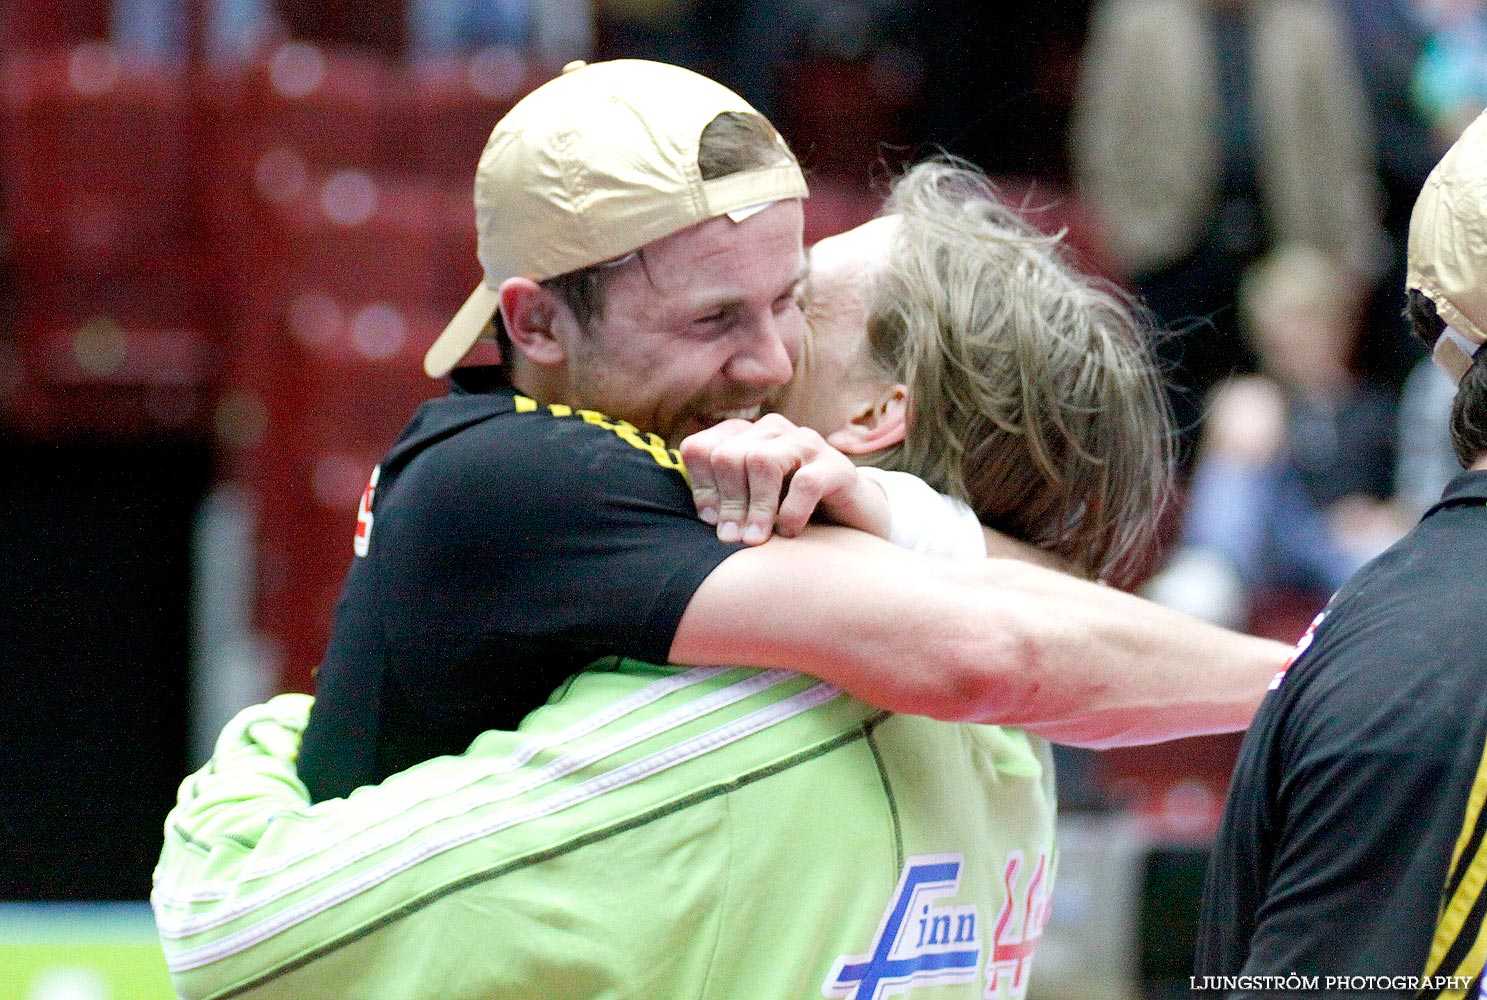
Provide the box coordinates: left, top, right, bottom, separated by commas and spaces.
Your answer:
821, 469, 893, 538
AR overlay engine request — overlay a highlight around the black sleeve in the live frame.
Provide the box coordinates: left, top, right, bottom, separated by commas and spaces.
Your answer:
302, 404, 749, 799
382, 407, 743, 669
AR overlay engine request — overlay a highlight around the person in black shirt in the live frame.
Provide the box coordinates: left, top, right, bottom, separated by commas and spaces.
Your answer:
1196, 109, 1487, 995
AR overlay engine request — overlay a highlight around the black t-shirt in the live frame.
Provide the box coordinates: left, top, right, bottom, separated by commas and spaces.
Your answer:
1196, 470, 1487, 996
298, 368, 742, 802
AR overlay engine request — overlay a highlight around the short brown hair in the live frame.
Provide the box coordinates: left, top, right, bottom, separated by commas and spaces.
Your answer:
860, 160, 1175, 582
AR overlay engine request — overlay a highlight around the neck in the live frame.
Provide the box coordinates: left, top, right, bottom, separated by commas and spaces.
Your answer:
1472, 454, 1487, 472
505, 358, 568, 410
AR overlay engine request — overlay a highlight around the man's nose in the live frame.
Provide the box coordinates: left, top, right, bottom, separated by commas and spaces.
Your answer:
728, 313, 798, 388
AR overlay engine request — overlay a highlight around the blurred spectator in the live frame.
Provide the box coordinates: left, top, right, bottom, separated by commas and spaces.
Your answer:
1072, 0, 1385, 457
1395, 352, 1461, 517
112, 0, 281, 65
1142, 245, 1408, 628
408, 0, 532, 57
408, 0, 593, 66
1341, 0, 1436, 386
1411, 0, 1487, 151
911, 2, 1088, 182
1346, 0, 1435, 185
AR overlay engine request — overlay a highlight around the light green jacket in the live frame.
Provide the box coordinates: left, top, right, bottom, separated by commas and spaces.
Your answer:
154, 661, 1056, 1000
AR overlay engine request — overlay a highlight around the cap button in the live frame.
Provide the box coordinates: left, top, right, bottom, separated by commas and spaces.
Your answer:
562, 60, 587, 74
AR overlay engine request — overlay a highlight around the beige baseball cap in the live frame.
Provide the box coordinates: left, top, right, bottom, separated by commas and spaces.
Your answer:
1407, 107, 1487, 383
423, 58, 809, 378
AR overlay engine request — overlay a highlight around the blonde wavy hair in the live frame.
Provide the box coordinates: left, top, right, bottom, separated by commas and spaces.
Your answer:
860, 160, 1174, 582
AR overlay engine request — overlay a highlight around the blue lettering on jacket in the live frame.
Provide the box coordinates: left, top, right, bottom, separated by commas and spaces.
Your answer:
823, 854, 980, 999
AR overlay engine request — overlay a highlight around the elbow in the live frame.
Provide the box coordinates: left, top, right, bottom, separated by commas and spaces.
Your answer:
896, 608, 1049, 725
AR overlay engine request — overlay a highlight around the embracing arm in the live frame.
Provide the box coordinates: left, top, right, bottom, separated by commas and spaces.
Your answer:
670, 525, 1286, 747
680, 415, 1077, 572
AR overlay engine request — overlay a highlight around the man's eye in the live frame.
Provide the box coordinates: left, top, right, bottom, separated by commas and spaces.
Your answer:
694, 311, 727, 327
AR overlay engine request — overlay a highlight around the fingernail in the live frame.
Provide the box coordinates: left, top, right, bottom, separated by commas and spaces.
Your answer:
718, 521, 742, 543
742, 523, 767, 544
698, 505, 718, 524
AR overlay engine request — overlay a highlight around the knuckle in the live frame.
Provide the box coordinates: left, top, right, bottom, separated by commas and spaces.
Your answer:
778, 508, 808, 534
748, 490, 781, 513
712, 443, 749, 472
745, 450, 783, 476
791, 466, 825, 493
678, 436, 713, 462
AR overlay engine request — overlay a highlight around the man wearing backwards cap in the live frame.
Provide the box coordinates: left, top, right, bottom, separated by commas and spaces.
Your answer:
1195, 109, 1487, 993
296, 58, 1282, 804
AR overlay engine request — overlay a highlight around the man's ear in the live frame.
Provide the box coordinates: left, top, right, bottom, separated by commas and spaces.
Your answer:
499, 278, 569, 366
825, 384, 907, 455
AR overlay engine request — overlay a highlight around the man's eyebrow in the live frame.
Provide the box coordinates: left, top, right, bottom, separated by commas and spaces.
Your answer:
682, 261, 810, 316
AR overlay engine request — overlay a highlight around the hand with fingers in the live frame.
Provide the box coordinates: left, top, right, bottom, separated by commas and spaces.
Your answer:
679, 414, 892, 545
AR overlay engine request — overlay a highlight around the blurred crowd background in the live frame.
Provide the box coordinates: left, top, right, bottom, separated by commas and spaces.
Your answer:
2, 0, 1483, 994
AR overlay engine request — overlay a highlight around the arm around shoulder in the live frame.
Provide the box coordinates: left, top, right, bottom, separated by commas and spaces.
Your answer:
670, 526, 1288, 747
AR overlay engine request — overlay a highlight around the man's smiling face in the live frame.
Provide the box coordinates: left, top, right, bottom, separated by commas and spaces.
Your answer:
556, 199, 809, 446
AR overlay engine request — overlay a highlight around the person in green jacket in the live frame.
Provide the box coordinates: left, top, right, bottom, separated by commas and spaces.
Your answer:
153, 156, 1267, 1000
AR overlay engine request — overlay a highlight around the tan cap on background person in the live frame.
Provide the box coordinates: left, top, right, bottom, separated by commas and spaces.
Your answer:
423, 58, 809, 378
1407, 107, 1487, 383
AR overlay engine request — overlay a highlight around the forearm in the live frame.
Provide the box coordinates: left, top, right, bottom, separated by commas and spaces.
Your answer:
672, 527, 1287, 746
976, 558, 1287, 746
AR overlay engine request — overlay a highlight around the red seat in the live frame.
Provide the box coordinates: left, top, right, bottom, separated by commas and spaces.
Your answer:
17, 246, 208, 328
802, 173, 884, 245
235, 325, 441, 694
1246, 589, 1326, 646
407, 51, 545, 179
1098, 734, 1245, 841
220, 308, 429, 693
253, 492, 358, 692
1, 46, 193, 269
8, 314, 216, 440
215, 302, 437, 461
194, 43, 406, 269
429, 185, 481, 317
777, 57, 921, 180
238, 42, 401, 172
234, 170, 455, 312
4, 7, 109, 49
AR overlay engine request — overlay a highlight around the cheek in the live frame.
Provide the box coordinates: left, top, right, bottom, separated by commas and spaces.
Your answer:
585, 328, 674, 389
649, 351, 732, 407
774, 359, 844, 433
771, 382, 813, 425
